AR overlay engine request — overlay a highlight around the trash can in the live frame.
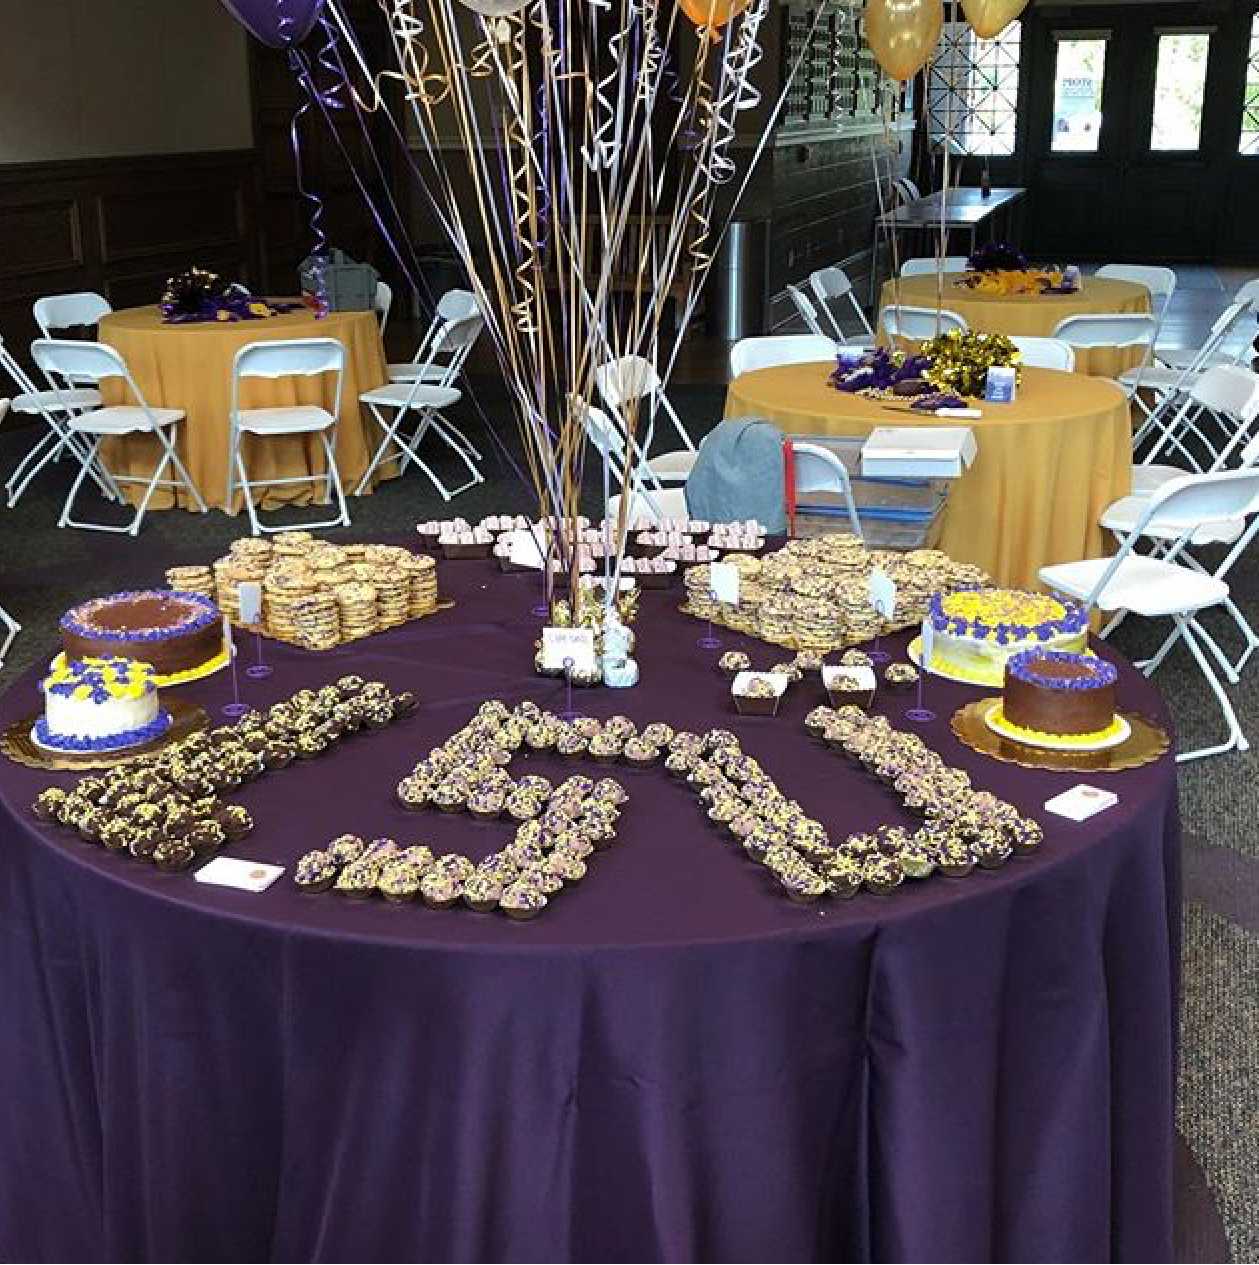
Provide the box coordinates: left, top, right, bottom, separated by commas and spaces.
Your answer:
709, 219, 768, 341
415, 249, 471, 318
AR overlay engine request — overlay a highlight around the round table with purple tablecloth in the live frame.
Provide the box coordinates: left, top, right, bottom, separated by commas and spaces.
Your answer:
0, 551, 1179, 1262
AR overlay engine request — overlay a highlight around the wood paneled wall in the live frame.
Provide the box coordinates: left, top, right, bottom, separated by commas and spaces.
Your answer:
0, 151, 259, 369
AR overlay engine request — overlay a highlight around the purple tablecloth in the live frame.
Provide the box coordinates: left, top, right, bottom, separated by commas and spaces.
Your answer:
0, 555, 1179, 1262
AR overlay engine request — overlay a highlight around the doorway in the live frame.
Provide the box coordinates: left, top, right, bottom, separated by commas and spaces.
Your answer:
1021, 2, 1258, 261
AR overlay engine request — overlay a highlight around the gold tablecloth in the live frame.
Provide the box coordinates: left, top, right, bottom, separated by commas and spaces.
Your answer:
878, 273, 1151, 378
724, 362, 1132, 591
98, 305, 390, 511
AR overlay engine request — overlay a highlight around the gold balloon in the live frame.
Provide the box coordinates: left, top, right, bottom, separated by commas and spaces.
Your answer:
679, 0, 751, 31
864, 0, 944, 82
960, 0, 1028, 39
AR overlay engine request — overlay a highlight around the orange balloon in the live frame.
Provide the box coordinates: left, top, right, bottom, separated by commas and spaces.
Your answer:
864, 0, 943, 82
960, 0, 1028, 39
679, 0, 751, 31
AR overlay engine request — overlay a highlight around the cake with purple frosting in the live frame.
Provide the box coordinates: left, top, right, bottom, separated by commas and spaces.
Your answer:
60, 590, 224, 681
1002, 650, 1117, 738
35, 657, 171, 753
923, 588, 1088, 687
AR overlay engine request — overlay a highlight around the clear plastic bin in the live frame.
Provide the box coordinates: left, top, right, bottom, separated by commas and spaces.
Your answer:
790, 434, 950, 550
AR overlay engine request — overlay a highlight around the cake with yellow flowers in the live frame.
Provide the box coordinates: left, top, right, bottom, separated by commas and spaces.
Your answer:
60, 589, 224, 682
924, 588, 1087, 687
34, 657, 171, 753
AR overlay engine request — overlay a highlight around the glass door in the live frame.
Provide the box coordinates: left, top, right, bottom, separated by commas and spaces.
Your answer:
1022, 3, 1238, 260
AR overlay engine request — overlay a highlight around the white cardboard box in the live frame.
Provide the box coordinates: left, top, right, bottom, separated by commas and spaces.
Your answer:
860, 426, 978, 479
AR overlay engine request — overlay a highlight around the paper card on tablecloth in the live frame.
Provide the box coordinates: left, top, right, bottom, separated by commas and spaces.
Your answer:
541, 626, 597, 674
238, 581, 263, 625
709, 562, 740, 607
195, 857, 285, 892
868, 568, 897, 619
1044, 785, 1118, 821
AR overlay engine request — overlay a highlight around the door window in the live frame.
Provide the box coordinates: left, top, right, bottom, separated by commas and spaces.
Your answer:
1149, 31, 1211, 151
927, 21, 1022, 155
1051, 34, 1109, 152
1241, 12, 1259, 154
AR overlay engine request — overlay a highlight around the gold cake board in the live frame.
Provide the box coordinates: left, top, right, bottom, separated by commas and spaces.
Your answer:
950, 699, 1171, 773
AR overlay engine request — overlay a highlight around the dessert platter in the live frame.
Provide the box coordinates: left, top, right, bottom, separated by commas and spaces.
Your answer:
171, 531, 444, 651
33, 657, 172, 754
681, 535, 988, 653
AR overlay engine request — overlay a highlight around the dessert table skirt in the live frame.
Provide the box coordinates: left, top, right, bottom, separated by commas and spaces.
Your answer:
0, 554, 1179, 1262
97, 305, 391, 512
878, 273, 1152, 377
725, 363, 1133, 592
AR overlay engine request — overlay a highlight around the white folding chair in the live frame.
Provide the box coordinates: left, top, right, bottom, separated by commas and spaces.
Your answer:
1051, 313, 1159, 397
30, 340, 205, 536
729, 334, 839, 378
33, 291, 112, 339
596, 354, 696, 454
1, 334, 115, 508
899, 257, 970, 278
1128, 301, 1254, 449
1094, 264, 1177, 341
880, 305, 968, 341
387, 289, 480, 384
1040, 468, 1259, 761
790, 441, 862, 541
374, 281, 393, 337
786, 284, 826, 337
1156, 278, 1259, 369
1009, 336, 1076, 372
227, 338, 351, 535
355, 311, 484, 501
1133, 363, 1259, 491
575, 398, 678, 522
808, 266, 876, 342
0, 599, 17, 669
1100, 431, 1259, 684
893, 178, 922, 205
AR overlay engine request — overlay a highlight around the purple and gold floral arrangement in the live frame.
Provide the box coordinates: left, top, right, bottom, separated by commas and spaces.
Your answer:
159, 268, 302, 325
966, 241, 1029, 273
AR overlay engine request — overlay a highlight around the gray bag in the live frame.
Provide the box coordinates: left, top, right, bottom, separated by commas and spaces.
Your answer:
684, 417, 787, 534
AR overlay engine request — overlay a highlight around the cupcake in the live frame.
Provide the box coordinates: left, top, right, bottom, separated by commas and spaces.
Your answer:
840, 649, 873, 668
623, 738, 659, 767
500, 880, 548, 920
719, 650, 751, 678
153, 840, 197, 873
335, 859, 380, 898
463, 872, 503, 912
419, 869, 462, 909
884, 662, 919, 690
327, 833, 366, 867
377, 860, 422, 902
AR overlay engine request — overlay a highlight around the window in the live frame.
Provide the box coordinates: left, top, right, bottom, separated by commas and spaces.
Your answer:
1149, 32, 1211, 151
927, 21, 1021, 156
1241, 12, 1259, 154
1051, 35, 1108, 153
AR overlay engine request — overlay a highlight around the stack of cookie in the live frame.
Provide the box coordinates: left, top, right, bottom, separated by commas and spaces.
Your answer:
169, 533, 444, 649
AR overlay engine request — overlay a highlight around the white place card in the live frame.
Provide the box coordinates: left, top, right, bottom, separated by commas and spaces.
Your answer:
868, 567, 897, 619
238, 581, 263, 625
709, 561, 741, 607
1044, 784, 1118, 822
540, 626, 597, 674
195, 857, 285, 892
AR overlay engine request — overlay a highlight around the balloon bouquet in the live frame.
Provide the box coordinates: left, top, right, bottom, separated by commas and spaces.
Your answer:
216, 0, 1022, 656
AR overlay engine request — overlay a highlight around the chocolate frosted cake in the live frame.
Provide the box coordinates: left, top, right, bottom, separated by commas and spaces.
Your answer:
61, 590, 224, 680
1002, 650, 1117, 736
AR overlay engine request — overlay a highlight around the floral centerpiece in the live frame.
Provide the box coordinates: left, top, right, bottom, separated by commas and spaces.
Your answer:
828, 348, 967, 410
954, 242, 1075, 296
918, 329, 1021, 397
159, 268, 301, 324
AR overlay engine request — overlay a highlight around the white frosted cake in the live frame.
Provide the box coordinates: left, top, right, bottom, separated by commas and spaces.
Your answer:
35, 657, 171, 752
924, 588, 1087, 687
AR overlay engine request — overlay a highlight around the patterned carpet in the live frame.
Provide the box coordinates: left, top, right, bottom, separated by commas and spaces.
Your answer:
2, 351, 1257, 1259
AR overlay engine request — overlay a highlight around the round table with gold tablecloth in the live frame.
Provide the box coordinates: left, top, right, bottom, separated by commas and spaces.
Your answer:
724, 362, 1132, 591
98, 305, 391, 512
878, 273, 1151, 377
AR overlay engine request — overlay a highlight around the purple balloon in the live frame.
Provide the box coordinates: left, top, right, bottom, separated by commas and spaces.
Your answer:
217, 0, 325, 48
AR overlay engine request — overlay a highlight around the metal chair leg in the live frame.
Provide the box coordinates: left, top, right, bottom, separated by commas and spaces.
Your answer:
1173, 616, 1248, 761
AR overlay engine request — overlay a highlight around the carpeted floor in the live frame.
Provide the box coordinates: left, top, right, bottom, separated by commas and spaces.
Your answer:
2, 281, 1258, 1259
